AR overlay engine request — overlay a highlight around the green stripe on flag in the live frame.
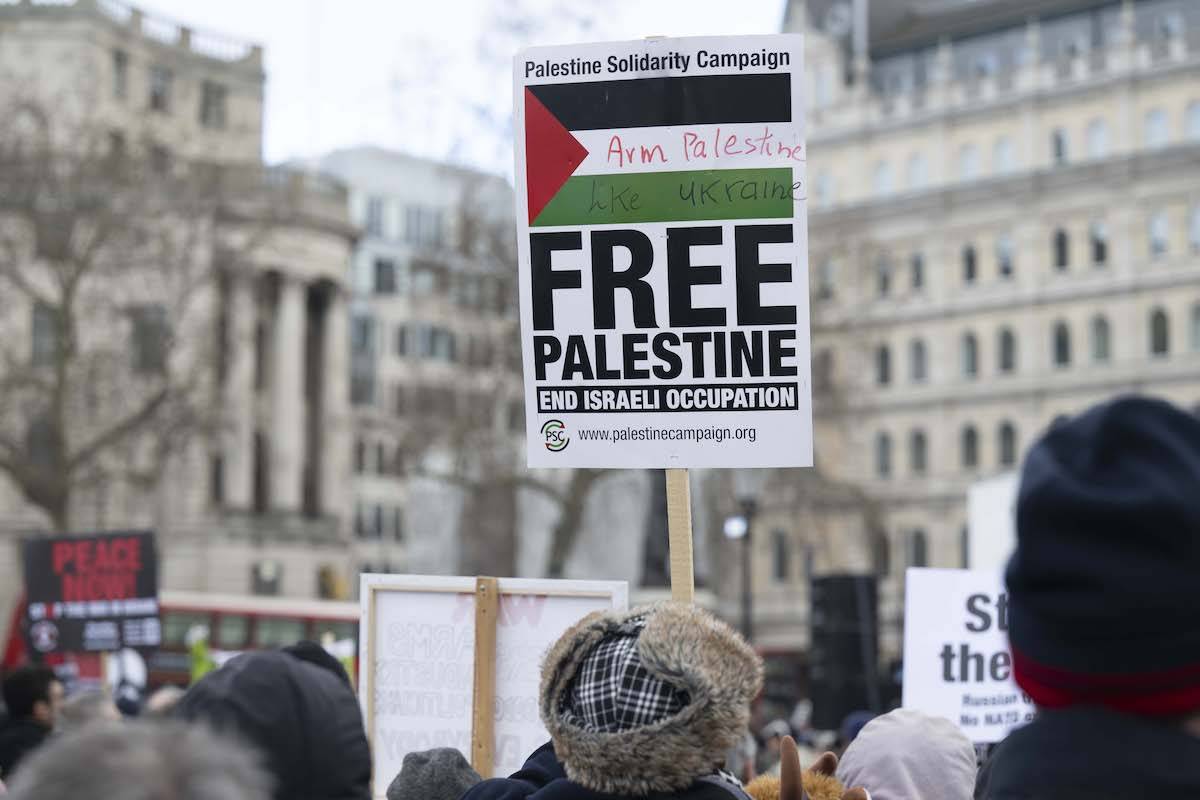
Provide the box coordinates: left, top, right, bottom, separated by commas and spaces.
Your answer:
532, 168, 795, 227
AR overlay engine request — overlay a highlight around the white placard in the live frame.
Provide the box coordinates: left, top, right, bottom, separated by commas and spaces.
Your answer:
513, 34, 812, 469
359, 574, 627, 795
902, 568, 1035, 743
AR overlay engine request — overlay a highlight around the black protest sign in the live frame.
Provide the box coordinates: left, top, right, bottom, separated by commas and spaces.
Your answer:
22, 531, 161, 654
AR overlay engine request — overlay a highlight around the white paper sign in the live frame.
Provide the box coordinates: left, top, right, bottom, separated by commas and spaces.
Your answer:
513, 34, 812, 469
359, 575, 627, 795
902, 568, 1035, 743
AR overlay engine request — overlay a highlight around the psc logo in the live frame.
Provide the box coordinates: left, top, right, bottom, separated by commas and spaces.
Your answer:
541, 419, 569, 452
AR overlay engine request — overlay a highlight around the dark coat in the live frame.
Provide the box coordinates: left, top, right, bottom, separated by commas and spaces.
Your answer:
0, 718, 50, 780
462, 742, 753, 800
977, 706, 1200, 799
175, 649, 370, 800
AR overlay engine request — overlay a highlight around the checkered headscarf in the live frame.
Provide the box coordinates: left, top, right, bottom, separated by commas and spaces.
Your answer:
561, 616, 691, 733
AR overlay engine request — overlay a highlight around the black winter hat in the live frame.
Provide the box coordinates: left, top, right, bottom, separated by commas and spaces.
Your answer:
175, 649, 371, 800
1007, 395, 1200, 715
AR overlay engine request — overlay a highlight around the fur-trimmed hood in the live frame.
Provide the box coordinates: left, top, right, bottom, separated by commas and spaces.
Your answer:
540, 603, 763, 796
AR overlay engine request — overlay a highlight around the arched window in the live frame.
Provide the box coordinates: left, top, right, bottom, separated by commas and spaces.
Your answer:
1189, 102, 1200, 141
961, 425, 979, 469
1150, 212, 1170, 258
872, 528, 891, 578
1191, 305, 1200, 352
962, 245, 978, 284
772, 529, 790, 583
1052, 128, 1068, 165
1150, 308, 1170, 356
959, 144, 980, 181
1087, 119, 1109, 159
910, 339, 927, 383
873, 160, 894, 197
875, 432, 893, 478
1090, 220, 1109, 266
1145, 108, 1169, 149
998, 328, 1017, 374
998, 422, 1018, 467
910, 429, 928, 475
1053, 228, 1070, 271
907, 152, 928, 190
993, 137, 1015, 175
961, 333, 979, 379
876, 345, 892, 386
1091, 315, 1111, 363
1053, 321, 1072, 367
908, 529, 929, 568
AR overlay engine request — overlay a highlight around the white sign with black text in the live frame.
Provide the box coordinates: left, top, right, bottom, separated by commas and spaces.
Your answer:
514, 34, 812, 468
902, 568, 1035, 743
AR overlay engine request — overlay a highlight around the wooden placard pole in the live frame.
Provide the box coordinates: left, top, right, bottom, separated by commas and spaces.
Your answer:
666, 468, 695, 604
471, 576, 500, 776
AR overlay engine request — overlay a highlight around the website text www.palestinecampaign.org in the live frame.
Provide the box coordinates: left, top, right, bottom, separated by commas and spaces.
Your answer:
577, 425, 757, 444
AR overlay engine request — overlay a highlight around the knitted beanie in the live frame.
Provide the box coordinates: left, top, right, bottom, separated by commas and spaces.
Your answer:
1007, 395, 1200, 714
385, 748, 481, 800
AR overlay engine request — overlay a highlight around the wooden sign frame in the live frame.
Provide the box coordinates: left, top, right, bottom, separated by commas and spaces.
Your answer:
359, 574, 627, 796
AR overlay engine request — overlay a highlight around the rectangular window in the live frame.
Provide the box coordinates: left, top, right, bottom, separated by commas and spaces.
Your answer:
199, 81, 228, 129
910, 254, 924, 290
996, 235, 1014, 279
1150, 212, 1170, 258
130, 305, 168, 374
31, 302, 57, 366
351, 315, 374, 356
210, 455, 224, 506
1091, 221, 1109, 265
365, 196, 385, 237
395, 325, 407, 357
149, 66, 172, 113
374, 258, 397, 294
392, 507, 404, 542
816, 259, 835, 301
876, 260, 891, 298
112, 49, 129, 100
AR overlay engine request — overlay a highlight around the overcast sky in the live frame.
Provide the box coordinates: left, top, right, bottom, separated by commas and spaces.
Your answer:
134, 0, 787, 176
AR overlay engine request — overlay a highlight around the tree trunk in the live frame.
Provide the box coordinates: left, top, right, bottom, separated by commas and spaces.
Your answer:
545, 469, 598, 578
456, 479, 517, 577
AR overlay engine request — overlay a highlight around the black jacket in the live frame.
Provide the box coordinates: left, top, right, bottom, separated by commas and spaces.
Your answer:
0, 718, 51, 780
175, 649, 370, 800
462, 743, 752, 800
977, 706, 1200, 799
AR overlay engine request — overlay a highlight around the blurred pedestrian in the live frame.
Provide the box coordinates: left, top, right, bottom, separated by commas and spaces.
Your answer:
4, 720, 272, 800
57, 690, 119, 734
834, 711, 874, 757
757, 719, 793, 775
463, 603, 762, 799
836, 709, 975, 800
978, 396, 1200, 798
386, 747, 480, 800
175, 647, 370, 800
0, 665, 63, 779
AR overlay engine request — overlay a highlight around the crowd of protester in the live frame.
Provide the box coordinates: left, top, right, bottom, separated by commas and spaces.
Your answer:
0, 395, 1195, 799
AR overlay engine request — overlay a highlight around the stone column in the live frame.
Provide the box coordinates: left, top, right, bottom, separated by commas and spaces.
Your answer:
271, 276, 305, 512
321, 287, 351, 532
224, 274, 257, 509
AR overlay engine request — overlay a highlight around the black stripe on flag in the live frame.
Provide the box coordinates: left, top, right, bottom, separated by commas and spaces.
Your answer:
527, 73, 791, 131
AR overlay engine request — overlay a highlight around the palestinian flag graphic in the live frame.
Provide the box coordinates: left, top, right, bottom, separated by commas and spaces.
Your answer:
518, 37, 806, 228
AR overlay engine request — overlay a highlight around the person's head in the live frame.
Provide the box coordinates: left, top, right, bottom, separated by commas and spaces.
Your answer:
836, 709, 975, 800
58, 690, 120, 734
4, 720, 272, 800
1, 666, 64, 728
1006, 396, 1200, 718
762, 719, 792, 755
174, 649, 370, 800
836, 711, 875, 754
385, 748, 481, 800
541, 603, 763, 796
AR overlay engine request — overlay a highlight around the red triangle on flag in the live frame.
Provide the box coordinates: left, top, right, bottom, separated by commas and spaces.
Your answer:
525, 88, 589, 224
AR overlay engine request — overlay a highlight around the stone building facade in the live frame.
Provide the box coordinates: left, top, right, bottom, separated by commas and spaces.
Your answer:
736, 0, 1200, 660
0, 0, 357, 622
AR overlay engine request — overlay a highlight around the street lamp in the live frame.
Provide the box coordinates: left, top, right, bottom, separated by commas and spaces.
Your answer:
727, 469, 769, 643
